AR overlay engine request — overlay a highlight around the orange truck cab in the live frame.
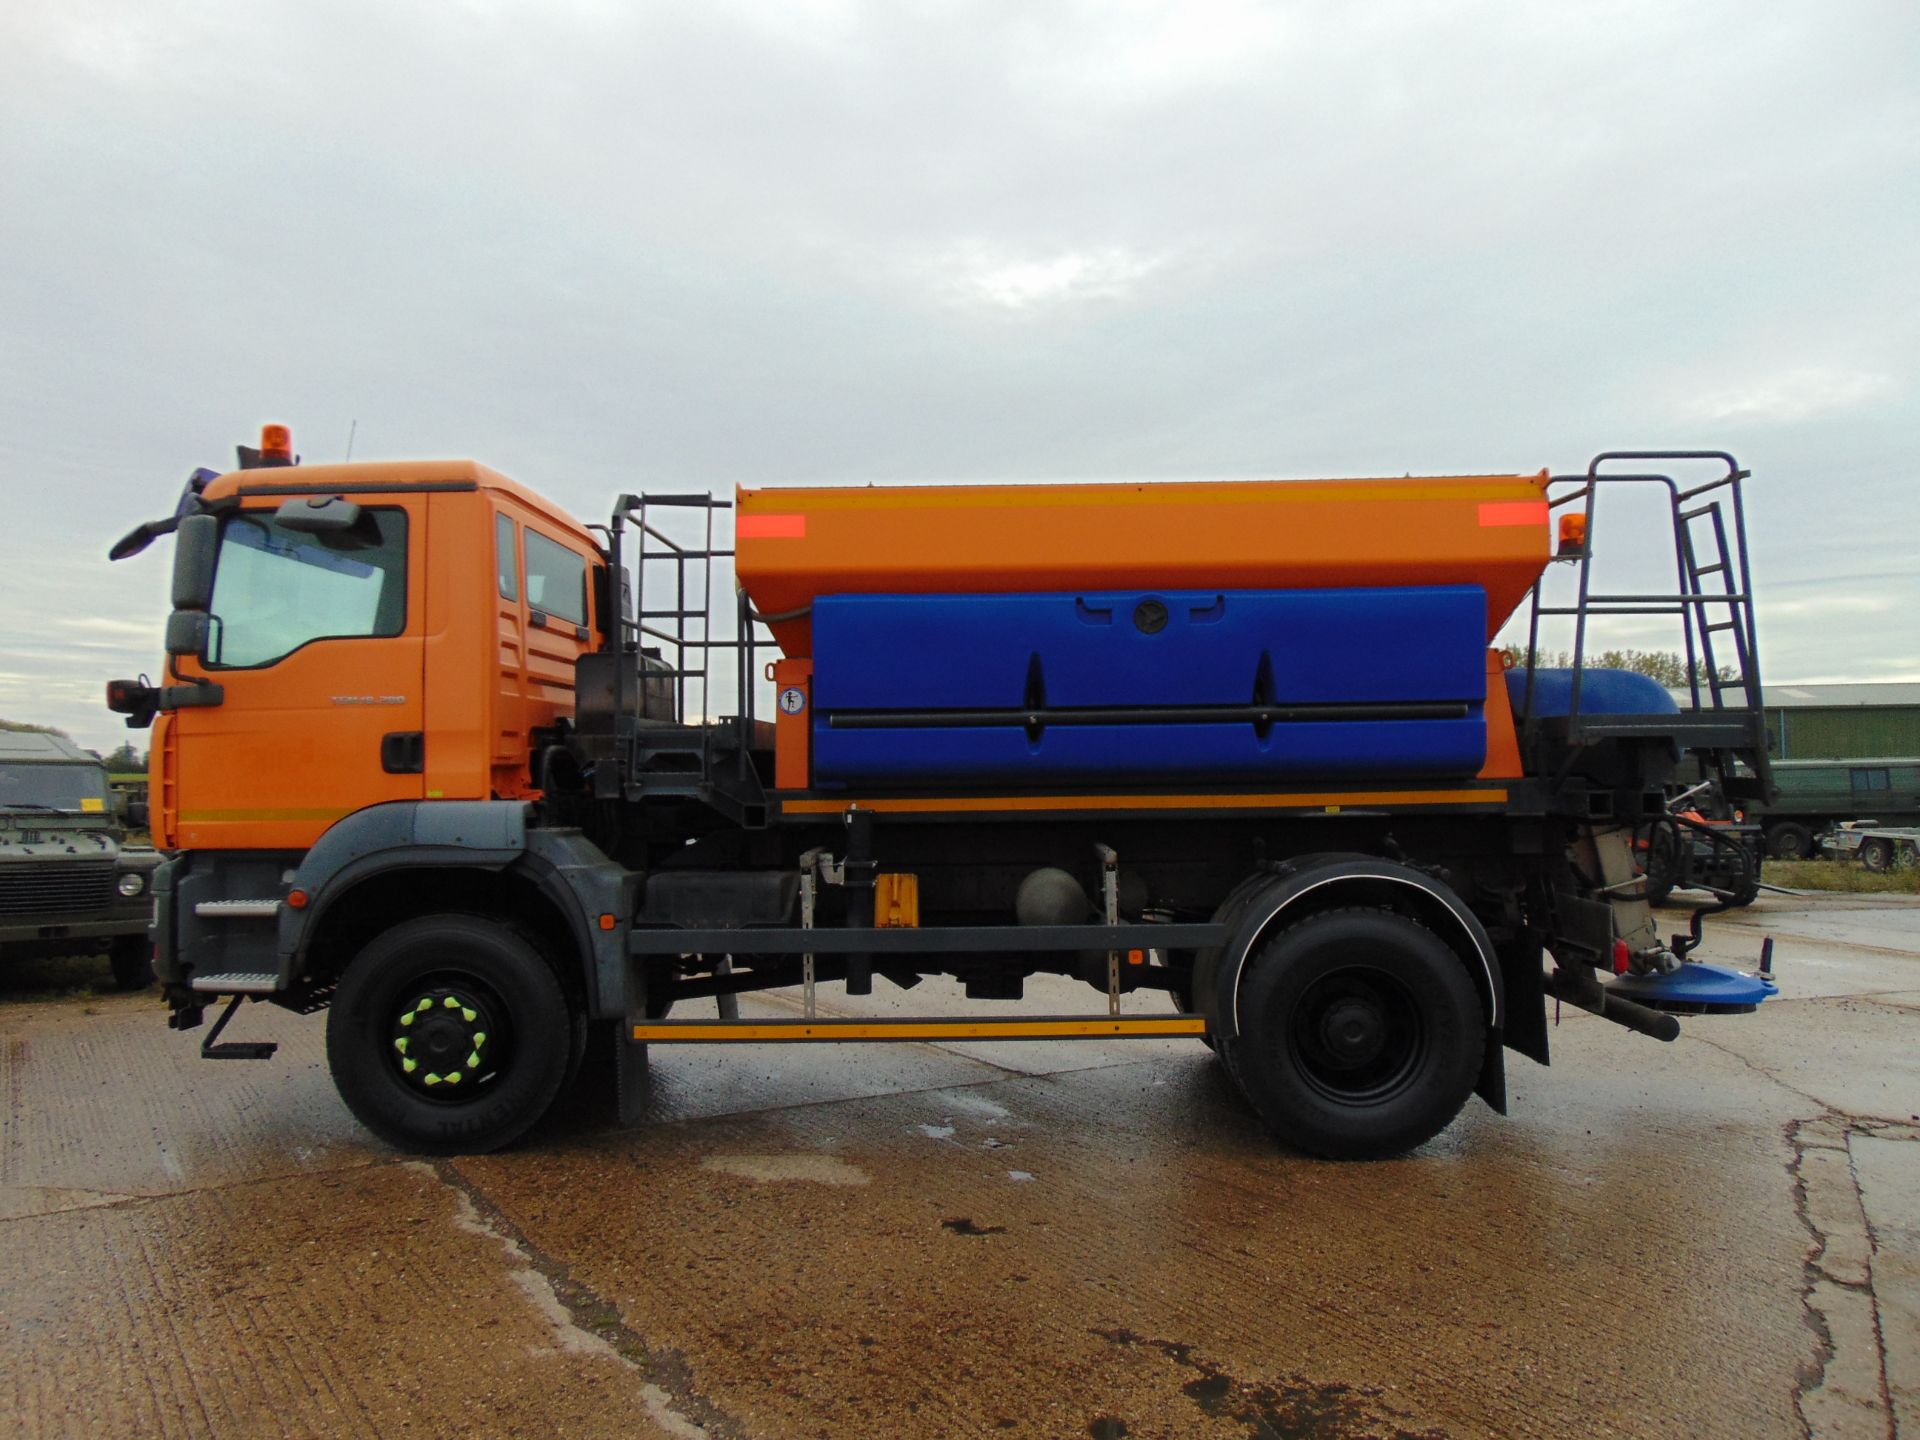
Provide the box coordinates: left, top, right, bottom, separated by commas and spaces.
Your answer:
138, 458, 602, 854
106, 430, 1779, 1160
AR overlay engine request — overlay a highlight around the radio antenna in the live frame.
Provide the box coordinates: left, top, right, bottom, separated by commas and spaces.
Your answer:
344, 419, 359, 461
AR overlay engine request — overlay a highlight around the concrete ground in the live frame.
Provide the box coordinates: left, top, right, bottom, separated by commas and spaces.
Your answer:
1, 892, 1914, 1439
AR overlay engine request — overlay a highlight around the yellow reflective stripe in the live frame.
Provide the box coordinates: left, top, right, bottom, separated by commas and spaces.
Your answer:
632, 1016, 1208, 1043
769, 477, 1545, 514
779, 788, 1507, 817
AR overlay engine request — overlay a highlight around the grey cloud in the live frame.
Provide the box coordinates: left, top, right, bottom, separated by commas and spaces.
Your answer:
1, 0, 1915, 750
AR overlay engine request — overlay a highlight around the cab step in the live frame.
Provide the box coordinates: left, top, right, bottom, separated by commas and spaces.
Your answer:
193, 899, 283, 919
189, 972, 279, 994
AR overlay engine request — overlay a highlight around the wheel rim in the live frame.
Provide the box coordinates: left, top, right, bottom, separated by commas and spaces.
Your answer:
1289, 966, 1426, 1104
1861, 842, 1891, 872
387, 979, 508, 1100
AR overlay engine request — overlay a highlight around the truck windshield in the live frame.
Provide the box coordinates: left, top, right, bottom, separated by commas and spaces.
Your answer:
0, 763, 109, 813
206, 509, 408, 667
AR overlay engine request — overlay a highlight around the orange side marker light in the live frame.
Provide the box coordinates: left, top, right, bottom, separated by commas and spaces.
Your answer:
1477, 500, 1550, 527
737, 513, 807, 540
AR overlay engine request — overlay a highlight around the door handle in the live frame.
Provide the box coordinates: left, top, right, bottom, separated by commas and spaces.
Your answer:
381, 731, 425, 775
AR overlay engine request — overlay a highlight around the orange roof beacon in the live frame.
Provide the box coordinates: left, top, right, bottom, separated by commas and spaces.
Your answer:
105, 429, 1779, 1157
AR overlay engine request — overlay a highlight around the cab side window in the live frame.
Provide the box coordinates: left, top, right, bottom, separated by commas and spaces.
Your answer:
496, 514, 519, 601
524, 529, 587, 626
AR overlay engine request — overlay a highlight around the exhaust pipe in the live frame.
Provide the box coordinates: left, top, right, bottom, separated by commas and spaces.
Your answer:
1548, 965, 1681, 1042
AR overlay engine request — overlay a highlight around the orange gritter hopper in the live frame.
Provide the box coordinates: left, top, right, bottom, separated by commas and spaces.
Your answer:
735, 472, 1554, 658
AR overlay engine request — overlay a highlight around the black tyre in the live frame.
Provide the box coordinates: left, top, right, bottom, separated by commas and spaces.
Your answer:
1768, 823, 1814, 860
108, 934, 154, 992
327, 914, 575, 1155
1222, 908, 1484, 1160
1859, 838, 1895, 873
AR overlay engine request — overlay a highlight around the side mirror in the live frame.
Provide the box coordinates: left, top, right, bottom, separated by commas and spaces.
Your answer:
165, 609, 213, 658
275, 495, 363, 533
105, 678, 160, 729
172, 514, 219, 611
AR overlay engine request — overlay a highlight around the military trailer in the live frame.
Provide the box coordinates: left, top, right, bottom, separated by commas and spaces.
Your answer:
1751, 759, 1920, 858
0, 731, 162, 989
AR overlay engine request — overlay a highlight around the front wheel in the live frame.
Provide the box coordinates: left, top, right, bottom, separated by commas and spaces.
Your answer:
1221, 908, 1484, 1160
327, 914, 575, 1155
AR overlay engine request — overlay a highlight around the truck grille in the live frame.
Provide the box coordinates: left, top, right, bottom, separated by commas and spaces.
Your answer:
0, 861, 116, 917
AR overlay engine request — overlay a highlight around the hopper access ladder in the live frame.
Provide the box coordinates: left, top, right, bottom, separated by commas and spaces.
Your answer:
1516, 450, 1773, 803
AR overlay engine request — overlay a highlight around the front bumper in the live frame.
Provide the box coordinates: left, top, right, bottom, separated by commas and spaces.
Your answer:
0, 906, 153, 954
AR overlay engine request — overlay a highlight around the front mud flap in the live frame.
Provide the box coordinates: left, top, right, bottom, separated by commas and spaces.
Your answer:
1476, 1026, 1507, 1114
616, 1033, 650, 1126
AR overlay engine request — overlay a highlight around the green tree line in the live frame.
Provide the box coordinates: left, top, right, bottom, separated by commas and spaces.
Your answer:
1497, 647, 1737, 688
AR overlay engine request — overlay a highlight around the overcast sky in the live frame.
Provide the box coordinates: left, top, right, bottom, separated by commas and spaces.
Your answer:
2, 0, 1915, 753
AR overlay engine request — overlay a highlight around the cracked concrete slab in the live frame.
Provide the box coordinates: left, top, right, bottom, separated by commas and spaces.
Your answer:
1852, 1130, 1920, 1436
1789, 1117, 1894, 1439
0, 891, 1914, 1438
0, 1160, 690, 1439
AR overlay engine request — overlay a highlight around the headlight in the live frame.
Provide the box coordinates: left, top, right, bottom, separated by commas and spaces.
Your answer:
117, 873, 146, 897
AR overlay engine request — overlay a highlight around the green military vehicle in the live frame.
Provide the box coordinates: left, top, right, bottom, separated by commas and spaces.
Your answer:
0, 732, 162, 989
1754, 758, 1920, 858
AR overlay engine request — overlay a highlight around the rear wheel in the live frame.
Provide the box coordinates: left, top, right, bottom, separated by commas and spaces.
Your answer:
1768, 822, 1814, 860
1222, 908, 1484, 1160
1859, 838, 1895, 873
327, 914, 575, 1155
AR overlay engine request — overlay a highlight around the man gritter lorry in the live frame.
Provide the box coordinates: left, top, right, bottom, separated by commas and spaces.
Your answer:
106, 428, 1780, 1159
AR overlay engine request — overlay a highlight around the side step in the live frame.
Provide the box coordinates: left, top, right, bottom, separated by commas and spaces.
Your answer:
189, 972, 279, 994
193, 899, 283, 919
631, 1014, 1209, 1043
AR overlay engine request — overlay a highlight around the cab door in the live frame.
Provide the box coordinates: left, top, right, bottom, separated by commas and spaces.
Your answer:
167, 498, 426, 852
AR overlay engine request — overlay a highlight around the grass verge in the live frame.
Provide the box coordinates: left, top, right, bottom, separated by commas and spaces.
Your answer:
1763, 860, 1920, 895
